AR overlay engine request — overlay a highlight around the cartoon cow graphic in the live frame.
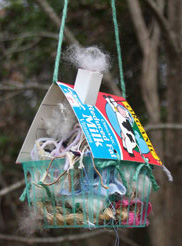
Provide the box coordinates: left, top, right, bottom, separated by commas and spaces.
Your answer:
104, 95, 138, 157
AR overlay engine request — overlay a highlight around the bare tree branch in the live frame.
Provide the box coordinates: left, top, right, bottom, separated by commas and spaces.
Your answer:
0, 230, 103, 244
33, 0, 122, 96
0, 230, 140, 246
0, 31, 59, 41
0, 91, 22, 103
4, 38, 42, 56
34, 0, 79, 45
0, 172, 21, 223
145, 0, 181, 55
145, 123, 182, 132
127, 0, 163, 124
127, 0, 150, 56
0, 83, 49, 91
0, 179, 25, 197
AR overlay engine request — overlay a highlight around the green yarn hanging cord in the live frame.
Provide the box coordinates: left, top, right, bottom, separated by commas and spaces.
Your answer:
133, 158, 160, 191
52, 0, 126, 98
96, 160, 128, 190
111, 0, 126, 98
53, 0, 69, 84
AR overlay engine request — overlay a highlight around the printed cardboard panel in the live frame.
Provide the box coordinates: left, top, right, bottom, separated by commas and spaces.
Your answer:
17, 81, 162, 166
16, 84, 66, 163
57, 82, 162, 166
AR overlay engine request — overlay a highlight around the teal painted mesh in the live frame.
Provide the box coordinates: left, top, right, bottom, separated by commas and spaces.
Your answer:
22, 157, 151, 228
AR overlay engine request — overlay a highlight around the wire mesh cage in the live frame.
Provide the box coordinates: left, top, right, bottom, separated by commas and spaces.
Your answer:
22, 157, 152, 229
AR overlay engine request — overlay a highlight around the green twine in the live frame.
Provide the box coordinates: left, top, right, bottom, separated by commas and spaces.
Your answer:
53, 0, 69, 84
52, 0, 126, 96
111, 0, 126, 98
96, 160, 128, 190
37, 181, 52, 199
97, 158, 159, 192
19, 182, 31, 202
133, 158, 160, 191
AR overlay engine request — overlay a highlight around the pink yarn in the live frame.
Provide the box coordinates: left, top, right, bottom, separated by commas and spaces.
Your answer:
114, 199, 152, 226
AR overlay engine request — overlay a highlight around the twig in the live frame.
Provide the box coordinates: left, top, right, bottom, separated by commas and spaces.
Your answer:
0, 179, 25, 197
0, 91, 22, 103
144, 123, 182, 132
127, 0, 150, 56
34, 0, 79, 45
144, 0, 181, 55
0, 173, 22, 221
0, 230, 104, 243
4, 38, 42, 55
34, 0, 122, 96
0, 31, 59, 41
0, 230, 140, 246
0, 83, 49, 91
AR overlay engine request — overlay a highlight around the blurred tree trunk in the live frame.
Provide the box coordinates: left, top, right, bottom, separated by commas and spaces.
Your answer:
165, 0, 182, 245
127, 1, 167, 246
128, 0, 182, 245
127, 0, 164, 154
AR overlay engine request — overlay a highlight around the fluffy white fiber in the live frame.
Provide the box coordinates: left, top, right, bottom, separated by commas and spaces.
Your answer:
44, 101, 77, 140
19, 206, 43, 235
63, 45, 111, 73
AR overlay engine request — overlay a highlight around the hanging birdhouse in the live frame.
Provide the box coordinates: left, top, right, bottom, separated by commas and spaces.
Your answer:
17, 65, 163, 228
17, 0, 172, 230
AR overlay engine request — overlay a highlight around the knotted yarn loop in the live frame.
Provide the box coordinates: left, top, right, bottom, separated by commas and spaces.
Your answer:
37, 181, 52, 199
96, 160, 128, 190
133, 158, 160, 192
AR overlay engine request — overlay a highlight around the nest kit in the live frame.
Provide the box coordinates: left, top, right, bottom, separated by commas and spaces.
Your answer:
17, 0, 172, 230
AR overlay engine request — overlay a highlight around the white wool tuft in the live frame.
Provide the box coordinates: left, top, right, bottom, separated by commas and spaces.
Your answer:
63, 45, 111, 73
19, 206, 43, 235
44, 101, 77, 140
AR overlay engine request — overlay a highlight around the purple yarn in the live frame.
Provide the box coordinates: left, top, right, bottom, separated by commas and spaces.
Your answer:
64, 158, 70, 170
64, 128, 82, 152
51, 139, 64, 156
31, 126, 84, 170
41, 140, 58, 150
52, 127, 82, 156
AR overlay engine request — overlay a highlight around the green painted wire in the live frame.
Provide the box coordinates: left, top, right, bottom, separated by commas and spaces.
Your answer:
19, 183, 31, 202
111, 0, 126, 98
53, 0, 69, 84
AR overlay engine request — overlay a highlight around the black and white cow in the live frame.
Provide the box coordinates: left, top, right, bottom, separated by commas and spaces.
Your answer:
104, 96, 137, 157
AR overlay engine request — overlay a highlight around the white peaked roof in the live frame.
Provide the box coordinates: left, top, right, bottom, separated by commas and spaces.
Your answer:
16, 84, 67, 163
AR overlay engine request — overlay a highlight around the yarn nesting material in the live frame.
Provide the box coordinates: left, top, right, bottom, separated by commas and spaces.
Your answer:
31, 124, 88, 167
